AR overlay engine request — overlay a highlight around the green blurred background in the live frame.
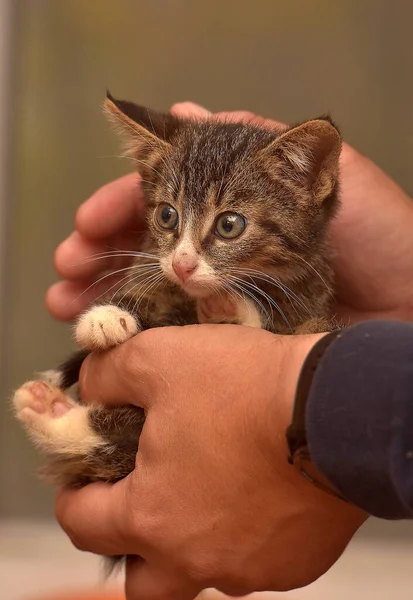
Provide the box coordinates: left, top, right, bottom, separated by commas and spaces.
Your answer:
0, 0, 412, 521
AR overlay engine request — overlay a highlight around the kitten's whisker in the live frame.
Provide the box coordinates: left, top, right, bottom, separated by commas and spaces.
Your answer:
72, 256, 159, 268
222, 282, 251, 315
116, 279, 144, 310
227, 270, 275, 322
92, 268, 159, 306
226, 277, 271, 324
97, 249, 159, 260
128, 272, 165, 314
230, 267, 310, 317
231, 265, 305, 310
71, 250, 159, 267
242, 279, 291, 331
130, 273, 165, 316
71, 265, 139, 304
228, 275, 291, 331
232, 281, 271, 328
235, 274, 275, 323
73, 265, 158, 302
116, 272, 159, 313
109, 266, 161, 304
221, 282, 255, 323
290, 255, 332, 295
143, 273, 166, 314
121, 270, 163, 308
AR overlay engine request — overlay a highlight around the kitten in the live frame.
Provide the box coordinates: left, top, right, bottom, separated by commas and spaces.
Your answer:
12, 92, 341, 565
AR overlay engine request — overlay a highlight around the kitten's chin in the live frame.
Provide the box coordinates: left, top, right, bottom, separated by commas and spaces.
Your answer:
180, 282, 216, 299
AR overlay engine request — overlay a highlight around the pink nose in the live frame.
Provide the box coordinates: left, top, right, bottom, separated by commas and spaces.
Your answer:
172, 260, 197, 282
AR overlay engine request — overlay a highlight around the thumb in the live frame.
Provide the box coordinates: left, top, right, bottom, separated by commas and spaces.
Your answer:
79, 337, 149, 407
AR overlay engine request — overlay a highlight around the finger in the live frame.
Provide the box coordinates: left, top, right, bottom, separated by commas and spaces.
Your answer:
215, 110, 286, 131
54, 231, 142, 281
170, 101, 211, 119
79, 338, 150, 406
46, 274, 128, 321
125, 559, 198, 600
55, 479, 136, 556
75, 173, 144, 240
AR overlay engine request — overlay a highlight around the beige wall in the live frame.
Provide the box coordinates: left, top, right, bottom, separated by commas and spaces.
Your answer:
1, 0, 413, 518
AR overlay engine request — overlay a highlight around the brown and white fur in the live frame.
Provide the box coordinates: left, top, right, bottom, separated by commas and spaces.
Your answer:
12, 92, 342, 573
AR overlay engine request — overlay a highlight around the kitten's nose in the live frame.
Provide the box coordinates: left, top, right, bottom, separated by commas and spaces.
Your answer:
172, 257, 198, 282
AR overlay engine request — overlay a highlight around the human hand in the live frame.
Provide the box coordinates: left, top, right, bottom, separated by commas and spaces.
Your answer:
46, 173, 144, 321
56, 325, 365, 599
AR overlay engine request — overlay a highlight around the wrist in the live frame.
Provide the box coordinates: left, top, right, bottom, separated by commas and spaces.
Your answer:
265, 332, 327, 484
273, 333, 366, 513
287, 331, 346, 499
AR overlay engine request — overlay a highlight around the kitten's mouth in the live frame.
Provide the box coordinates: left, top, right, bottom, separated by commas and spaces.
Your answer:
161, 259, 221, 299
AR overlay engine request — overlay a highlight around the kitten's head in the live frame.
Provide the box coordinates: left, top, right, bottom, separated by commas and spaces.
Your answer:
105, 92, 341, 299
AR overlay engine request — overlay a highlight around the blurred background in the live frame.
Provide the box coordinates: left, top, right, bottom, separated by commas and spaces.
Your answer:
0, 0, 413, 598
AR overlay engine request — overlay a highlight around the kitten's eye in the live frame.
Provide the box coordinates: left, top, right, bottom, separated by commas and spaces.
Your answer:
215, 212, 247, 240
155, 204, 179, 230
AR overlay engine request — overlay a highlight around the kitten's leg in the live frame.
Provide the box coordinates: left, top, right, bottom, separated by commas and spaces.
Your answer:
197, 294, 262, 328
13, 378, 144, 485
12, 380, 104, 456
75, 304, 141, 351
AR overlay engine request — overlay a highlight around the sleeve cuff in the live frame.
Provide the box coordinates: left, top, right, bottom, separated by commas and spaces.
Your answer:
306, 320, 413, 519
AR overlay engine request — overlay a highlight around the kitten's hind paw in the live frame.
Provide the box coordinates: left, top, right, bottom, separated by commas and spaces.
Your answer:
75, 304, 139, 351
12, 381, 104, 454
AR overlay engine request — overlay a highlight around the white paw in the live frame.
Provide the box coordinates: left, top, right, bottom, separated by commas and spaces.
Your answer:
75, 305, 139, 351
12, 381, 104, 454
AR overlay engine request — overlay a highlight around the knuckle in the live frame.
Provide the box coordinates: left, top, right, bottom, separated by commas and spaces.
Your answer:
186, 549, 261, 595
126, 505, 159, 546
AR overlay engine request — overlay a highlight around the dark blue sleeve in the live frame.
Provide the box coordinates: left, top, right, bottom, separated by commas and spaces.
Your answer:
306, 320, 413, 519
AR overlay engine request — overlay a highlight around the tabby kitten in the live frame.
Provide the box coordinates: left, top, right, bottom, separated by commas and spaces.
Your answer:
12, 92, 341, 508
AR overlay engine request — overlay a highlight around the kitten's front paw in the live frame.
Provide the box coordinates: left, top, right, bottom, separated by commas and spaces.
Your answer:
75, 305, 139, 351
13, 381, 103, 454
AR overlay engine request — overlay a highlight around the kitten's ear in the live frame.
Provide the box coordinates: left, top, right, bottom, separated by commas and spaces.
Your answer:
260, 117, 341, 202
104, 91, 180, 159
